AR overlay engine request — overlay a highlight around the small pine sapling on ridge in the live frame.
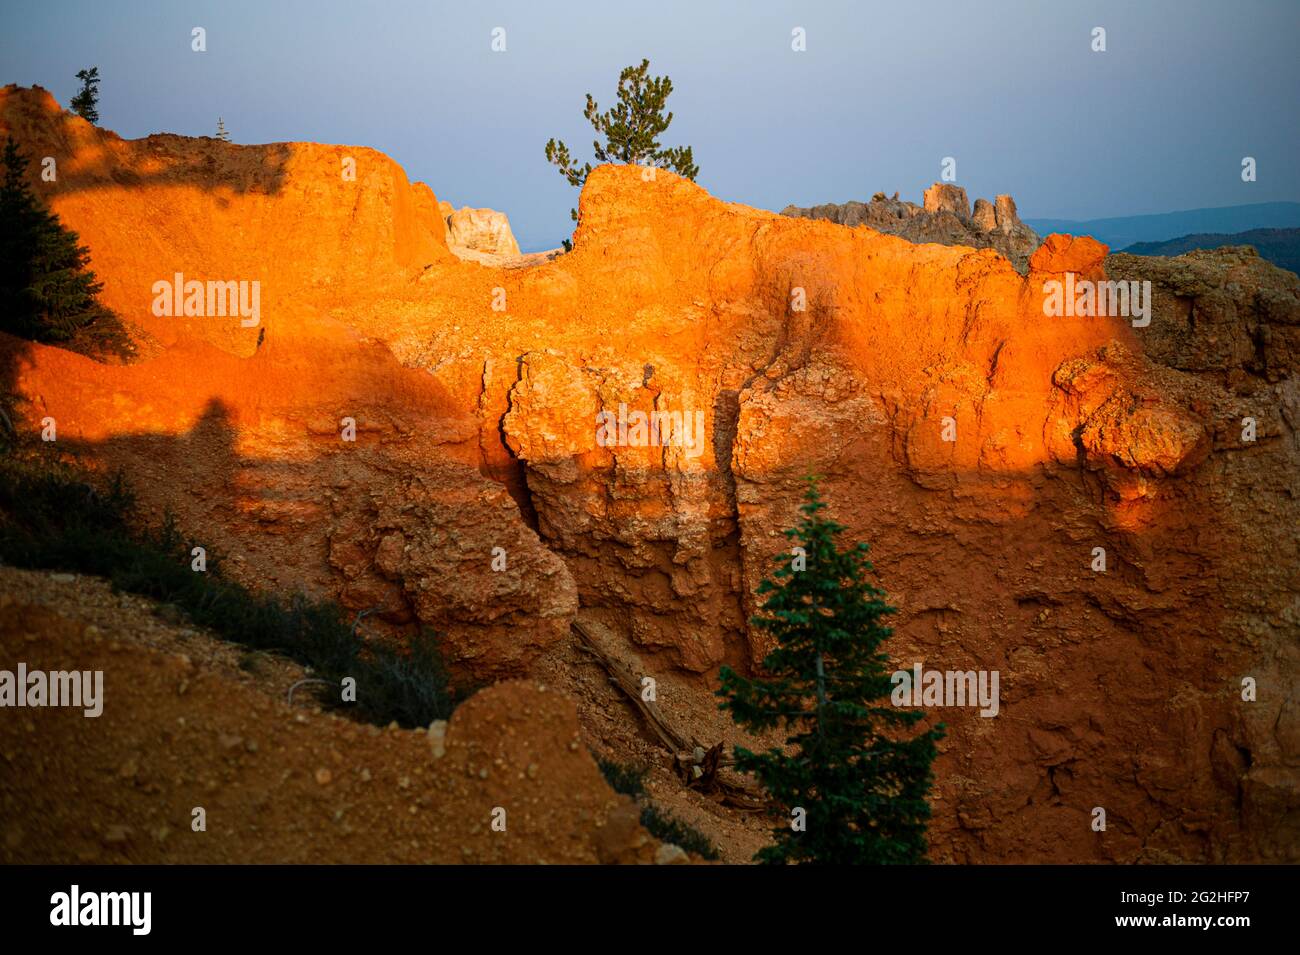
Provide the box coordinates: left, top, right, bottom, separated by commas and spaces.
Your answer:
69, 67, 100, 124
545, 58, 698, 224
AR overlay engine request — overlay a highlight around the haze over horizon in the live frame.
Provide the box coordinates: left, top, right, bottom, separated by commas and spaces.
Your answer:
2, 0, 1297, 251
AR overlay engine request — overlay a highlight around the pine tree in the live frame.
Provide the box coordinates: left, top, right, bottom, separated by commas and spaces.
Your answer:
69, 67, 100, 124
215, 117, 230, 142
545, 58, 698, 222
717, 478, 944, 864
0, 136, 125, 352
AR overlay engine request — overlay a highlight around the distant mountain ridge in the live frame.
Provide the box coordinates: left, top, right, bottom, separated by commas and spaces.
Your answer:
1025, 202, 1300, 250
1120, 228, 1300, 276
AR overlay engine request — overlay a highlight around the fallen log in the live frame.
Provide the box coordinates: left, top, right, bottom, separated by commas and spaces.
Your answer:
572, 620, 767, 812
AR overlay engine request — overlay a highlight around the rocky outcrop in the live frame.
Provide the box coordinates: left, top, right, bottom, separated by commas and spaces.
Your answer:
439, 202, 523, 262
783, 182, 1041, 272
2, 85, 1295, 862
1105, 246, 1300, 379
924, 182, 971, 217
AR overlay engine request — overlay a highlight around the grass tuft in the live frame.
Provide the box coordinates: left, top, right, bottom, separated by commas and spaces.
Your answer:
597, 758, 720, 860
597, 758, 647, 798
639, 804, 721, 860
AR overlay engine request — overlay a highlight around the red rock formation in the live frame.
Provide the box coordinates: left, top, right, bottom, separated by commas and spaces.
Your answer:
2, 85, 1295, 861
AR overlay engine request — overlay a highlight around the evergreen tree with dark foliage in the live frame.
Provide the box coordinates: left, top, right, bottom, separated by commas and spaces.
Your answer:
0, 136, 126, 354
717, 478, 944, 864
69, 67, 100, 124
545, 58, 698, 222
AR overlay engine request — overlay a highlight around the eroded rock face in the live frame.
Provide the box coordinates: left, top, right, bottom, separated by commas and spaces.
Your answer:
1106, 247, 1300, 379
783, 182, 1041, 272
443, 205, 523, 260
501, 350, 745, 672
327, 469, 577, 676
3, 85, 1295, 862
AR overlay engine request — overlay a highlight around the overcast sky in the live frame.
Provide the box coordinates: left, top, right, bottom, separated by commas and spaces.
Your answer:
2, 0, 1297, 251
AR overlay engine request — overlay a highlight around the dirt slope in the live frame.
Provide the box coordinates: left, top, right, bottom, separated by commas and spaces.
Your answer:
0, 567, 660, 864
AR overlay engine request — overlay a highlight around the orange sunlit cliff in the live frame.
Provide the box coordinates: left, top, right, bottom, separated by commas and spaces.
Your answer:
1, 84, 1296, 863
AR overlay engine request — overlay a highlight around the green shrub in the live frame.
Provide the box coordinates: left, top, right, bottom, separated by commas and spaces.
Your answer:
597, 758, 647, 798
639, 804, 720, 860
